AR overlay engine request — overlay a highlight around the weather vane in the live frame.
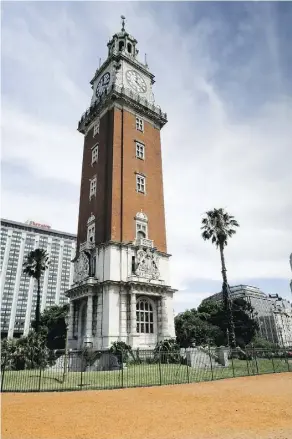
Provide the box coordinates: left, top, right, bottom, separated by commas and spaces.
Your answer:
121, 15, 126, 31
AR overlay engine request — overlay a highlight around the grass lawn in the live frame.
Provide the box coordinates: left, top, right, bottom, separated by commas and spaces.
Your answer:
2, 357, 290, 392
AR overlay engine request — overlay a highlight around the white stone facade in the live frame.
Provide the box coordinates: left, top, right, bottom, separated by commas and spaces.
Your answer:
66, 242, 176, 350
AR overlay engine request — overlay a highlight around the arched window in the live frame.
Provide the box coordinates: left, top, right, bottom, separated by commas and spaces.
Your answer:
135, 211, 148, 240
137, 228, 146, 239
127, 43, 132, 54
119, 41, 124, 51
136, 298, 154, 333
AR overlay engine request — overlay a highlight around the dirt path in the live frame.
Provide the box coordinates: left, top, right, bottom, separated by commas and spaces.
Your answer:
2, 373, 292, 439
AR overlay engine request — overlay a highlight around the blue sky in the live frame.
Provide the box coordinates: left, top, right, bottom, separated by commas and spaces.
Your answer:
1, 1, 292, 312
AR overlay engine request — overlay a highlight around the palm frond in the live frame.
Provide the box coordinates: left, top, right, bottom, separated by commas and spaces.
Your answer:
200, 207, 239, 248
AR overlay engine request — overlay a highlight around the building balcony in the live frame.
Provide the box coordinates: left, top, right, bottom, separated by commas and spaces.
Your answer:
135, 237, 153, 248
80, 241, 95, 252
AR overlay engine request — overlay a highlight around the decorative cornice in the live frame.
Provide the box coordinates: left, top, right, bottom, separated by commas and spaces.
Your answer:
66, 278, 177, 300
94, 240, 172, 258
78, 84, 167, 134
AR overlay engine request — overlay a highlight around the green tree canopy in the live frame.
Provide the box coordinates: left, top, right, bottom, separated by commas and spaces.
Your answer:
175, 298, 259, 348
32, 304, 69, 350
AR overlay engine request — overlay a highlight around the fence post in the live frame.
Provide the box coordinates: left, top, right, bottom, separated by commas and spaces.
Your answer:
208, 345, 214, 381
230, 348, 235, 378
253, 347, 259, 375
80, 351, 83, 390
38, 368, 42, 392
121, 350, 124, 389
1, 355, 6, 391
158, 349, 162, 386
186, 349, 190, 384
271, 352, 275, 373
246, 350, 250, 376
286, 349, 290, 372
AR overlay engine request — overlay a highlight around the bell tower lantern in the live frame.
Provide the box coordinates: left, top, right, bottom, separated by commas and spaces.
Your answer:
66, 17, 176, 351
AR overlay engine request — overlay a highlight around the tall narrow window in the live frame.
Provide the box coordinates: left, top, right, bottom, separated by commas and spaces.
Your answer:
136, 142, 145, 160
136, 117, 144, 132
93, 120, 100, 137
87, 213, 95, 245
91, 144, 98, 164
136, 222, 147, 239
136, 299, 154, 334
131, 256, 136, 273
136, 175, 146, 194
87, 224, 95, 243
89, 177, 97, 198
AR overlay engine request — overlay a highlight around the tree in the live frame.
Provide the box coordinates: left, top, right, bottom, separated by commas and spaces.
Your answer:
198, 298, 259, 348
175, 309, 223, 347
201, 208, 239, 348
23, 249, 50, 333
32, 304, 69, 350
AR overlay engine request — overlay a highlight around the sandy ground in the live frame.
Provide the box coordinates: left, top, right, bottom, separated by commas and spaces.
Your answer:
2, 373, 292, 439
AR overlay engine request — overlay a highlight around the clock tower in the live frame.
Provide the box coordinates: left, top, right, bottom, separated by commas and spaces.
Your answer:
66, 17, 176, 350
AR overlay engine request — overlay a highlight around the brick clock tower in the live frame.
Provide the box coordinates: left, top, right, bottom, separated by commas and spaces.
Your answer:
66, 18, 176, 350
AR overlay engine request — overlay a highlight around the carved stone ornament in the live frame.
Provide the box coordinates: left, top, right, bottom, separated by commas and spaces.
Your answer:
73, 252, 90, 283
135, 248, 160, 280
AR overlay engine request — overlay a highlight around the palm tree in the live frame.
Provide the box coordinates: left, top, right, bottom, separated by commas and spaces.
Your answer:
201, 208, 239, 348
23, 249, 50, 333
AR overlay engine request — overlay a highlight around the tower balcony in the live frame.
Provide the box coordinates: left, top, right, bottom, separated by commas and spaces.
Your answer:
78, 83, 167, 133
80, 241, 95, 252
135, 237, 153, 248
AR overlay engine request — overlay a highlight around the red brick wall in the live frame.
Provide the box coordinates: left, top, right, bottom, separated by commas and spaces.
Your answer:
77, 105, 167, 253
111, 107, 167, 253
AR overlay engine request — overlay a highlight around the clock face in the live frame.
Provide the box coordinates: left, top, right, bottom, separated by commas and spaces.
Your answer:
126, 70, 147, 94
95, 72, 111, 97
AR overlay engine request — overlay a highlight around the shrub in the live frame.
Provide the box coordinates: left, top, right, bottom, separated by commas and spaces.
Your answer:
109, 341, 134, 363
1, 332, 55, 370
154, 338, 181, 364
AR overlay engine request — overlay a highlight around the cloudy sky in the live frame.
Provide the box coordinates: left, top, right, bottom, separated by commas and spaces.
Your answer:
2, 1, 292, 312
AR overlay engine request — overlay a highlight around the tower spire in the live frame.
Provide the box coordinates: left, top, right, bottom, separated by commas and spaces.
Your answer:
121, 15, 126, 32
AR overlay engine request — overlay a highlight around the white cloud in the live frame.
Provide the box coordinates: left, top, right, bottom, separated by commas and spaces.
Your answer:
1, 2, 291, 310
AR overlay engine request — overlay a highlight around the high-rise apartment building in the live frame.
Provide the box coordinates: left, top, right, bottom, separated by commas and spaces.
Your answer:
1, 219, 76, 338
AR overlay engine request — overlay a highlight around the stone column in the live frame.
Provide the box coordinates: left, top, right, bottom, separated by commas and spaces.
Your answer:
129, 290, 137, 347
67, 300, 74, 340
96, 293, 103, 349
119, 290, 128, 342
84, 294, 93, 345
161, 294, 169, 340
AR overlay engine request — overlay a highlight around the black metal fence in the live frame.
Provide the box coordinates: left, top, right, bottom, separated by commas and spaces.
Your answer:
1, 346, 291, 393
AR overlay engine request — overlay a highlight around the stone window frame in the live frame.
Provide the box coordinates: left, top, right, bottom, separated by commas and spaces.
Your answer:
136, 116, 144, 132
91, 144, 98, 164
136, 297, 154, 334
89, 176, 97, 199
135, 141, 145, 160
136, 221, 148, 239
136, 174, 146, 194
93, 119, 100, 137
87, 214, 95, 244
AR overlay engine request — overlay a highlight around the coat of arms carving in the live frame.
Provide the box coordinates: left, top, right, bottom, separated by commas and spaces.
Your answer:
135, 248, 160, 280
73, 252, 90, 283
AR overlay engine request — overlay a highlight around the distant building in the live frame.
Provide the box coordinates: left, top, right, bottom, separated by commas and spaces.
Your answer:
290, 253, 292, 294
204, 285, 292, 347
0, 218, 76, 338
